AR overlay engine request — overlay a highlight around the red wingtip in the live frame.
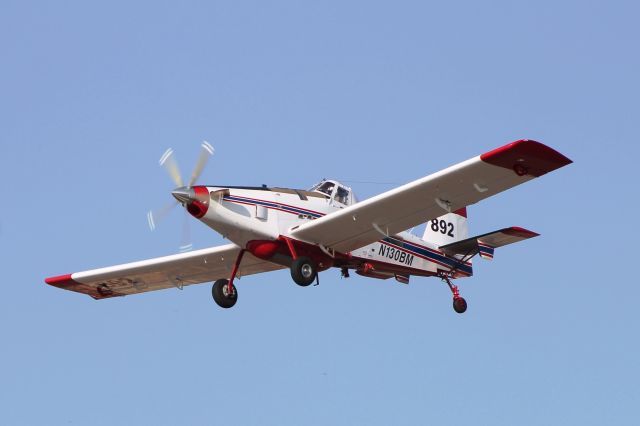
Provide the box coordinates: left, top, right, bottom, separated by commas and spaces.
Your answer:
504, 226, 540, 239
45, 273, 123, 299
45, 274, 75, 287
480, 139, 572, 177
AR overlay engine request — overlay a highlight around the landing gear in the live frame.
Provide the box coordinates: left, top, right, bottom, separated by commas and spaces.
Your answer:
291, 256, 317, 286
440, 273, 467, 314
211, 249, 244, 309
341, 267, 350, 278
453, 296, 467, 314
212, 279, 237, 308
280, 236, 320, 287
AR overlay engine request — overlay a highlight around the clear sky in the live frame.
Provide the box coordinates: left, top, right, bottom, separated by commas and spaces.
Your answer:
1, 1, 638, 424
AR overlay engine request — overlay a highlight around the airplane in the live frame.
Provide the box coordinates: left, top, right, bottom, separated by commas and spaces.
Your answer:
45, 139, 572, 313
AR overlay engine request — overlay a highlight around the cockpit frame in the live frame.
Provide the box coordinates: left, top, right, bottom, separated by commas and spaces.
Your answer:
309, 179, 357, 207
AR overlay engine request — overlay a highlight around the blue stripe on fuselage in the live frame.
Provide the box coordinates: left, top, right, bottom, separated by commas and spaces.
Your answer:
382, 237, 473, 276
223, 195, 471, 275
224, 195, 324, 218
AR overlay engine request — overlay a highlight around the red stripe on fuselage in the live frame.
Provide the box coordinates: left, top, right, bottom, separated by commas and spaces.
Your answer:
224, 196, 471, 274
224, 199, 315, 218
379, 240, 472, 276
395, 239, 472, 266
225, 195, 325, 216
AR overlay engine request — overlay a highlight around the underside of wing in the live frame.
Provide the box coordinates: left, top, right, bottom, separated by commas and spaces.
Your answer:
290, 140, 571, 253
45, 244, 284, 299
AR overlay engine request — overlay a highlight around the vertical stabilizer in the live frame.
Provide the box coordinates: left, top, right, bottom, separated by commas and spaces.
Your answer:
423, 208, 468, 247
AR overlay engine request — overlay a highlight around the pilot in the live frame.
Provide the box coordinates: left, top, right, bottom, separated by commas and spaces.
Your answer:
335, 187, 349, 204
322, 182, 335, 195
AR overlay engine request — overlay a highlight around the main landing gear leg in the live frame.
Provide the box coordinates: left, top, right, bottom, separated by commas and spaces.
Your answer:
282, 236, 317, 287
440, 274, 467, 314
212, 249, 245, 309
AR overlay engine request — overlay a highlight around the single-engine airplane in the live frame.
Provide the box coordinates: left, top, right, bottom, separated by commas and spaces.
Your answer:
45, 139, 571, 313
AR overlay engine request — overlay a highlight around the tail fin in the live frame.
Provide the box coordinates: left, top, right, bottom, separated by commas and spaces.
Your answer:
422, 208, 468, 247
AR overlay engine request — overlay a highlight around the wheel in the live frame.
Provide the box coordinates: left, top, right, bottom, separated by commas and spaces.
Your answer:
453, 297, 467, 314
212, 279, 237, 308
290, 256, 317, 286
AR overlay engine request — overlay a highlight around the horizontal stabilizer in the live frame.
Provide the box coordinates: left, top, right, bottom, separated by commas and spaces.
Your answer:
439, 227, 539, 259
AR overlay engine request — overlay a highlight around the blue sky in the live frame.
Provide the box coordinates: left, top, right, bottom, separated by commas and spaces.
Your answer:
1, 1, 638, 424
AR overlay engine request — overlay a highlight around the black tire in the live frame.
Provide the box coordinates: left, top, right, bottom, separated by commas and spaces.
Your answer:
212, 279, 238, 308
453, 297, 467, 314
290, 256, 317, 287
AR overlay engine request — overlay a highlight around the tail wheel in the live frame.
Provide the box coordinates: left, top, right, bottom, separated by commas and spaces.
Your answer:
453, 297, 467, 314
212, 279, 238, 308
290, 256, 317, 286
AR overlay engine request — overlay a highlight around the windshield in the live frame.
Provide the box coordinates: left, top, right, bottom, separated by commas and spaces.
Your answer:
311, 181, 335, 196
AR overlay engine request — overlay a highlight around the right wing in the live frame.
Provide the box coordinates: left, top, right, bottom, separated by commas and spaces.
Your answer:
290, 140, 571, 254
45, 244, 284, 299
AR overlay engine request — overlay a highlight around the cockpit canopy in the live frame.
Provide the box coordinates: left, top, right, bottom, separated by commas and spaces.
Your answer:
309, 179, 357, 206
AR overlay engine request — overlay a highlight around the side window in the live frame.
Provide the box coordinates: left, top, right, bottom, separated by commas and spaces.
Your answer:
335, 187, 350, 204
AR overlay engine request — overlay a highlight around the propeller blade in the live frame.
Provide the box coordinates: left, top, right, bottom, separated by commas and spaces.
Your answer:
159, 148, 184, 188
147, 201, 179, 231
188, 141, 214, 187
150, 142, 214, 251
179, 210, 193, 252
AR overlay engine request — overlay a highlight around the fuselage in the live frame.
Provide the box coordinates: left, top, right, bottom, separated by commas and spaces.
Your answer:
191, 181, 472, 282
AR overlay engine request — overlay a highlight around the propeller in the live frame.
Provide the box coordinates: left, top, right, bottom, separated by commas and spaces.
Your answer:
147, 200, 178, 232
159, 148, 184, 188
189, 142, 215, 187
147, 141, 215, 252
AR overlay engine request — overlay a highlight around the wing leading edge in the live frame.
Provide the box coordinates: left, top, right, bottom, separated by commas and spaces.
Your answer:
45, 244, 284, 299
290, 140, 571, 253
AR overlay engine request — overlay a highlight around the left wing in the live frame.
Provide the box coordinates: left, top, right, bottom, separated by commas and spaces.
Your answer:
290, 140, 571, 253
45, 244, 284, 299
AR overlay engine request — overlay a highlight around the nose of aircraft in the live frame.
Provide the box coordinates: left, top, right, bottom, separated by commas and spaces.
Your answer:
172, 187, 194, 204
171, 185, 210, 218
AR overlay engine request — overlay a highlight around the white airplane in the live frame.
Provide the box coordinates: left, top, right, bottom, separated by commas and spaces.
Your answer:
45, 139, 572, 313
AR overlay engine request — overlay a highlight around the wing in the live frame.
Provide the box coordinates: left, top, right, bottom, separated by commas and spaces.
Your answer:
289, 140, 571, 253
44, 244, 284, 299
